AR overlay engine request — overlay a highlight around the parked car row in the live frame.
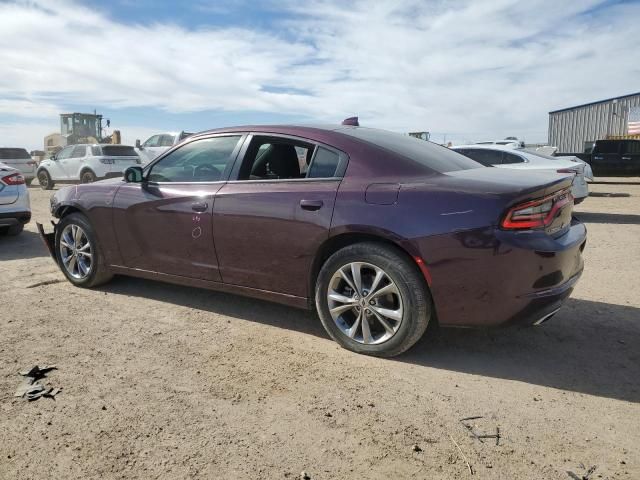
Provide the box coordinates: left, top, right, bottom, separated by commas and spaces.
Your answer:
38, 122, 586, 357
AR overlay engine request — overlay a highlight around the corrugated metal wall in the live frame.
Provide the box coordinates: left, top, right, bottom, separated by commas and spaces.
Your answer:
548, 94, 640, 153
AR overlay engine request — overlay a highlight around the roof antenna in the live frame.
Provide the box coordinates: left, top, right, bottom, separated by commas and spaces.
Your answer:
342, 116, 359, 126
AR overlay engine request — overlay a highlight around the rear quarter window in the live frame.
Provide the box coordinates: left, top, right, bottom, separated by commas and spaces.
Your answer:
101, 146, 138, 156
307, 147, 341, 178
340, 128, 481, 173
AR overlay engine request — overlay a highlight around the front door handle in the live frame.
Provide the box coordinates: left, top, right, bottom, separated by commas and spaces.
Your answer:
622, 156, 631, 160
191, 202, 208, 212
300, 199, 323, 211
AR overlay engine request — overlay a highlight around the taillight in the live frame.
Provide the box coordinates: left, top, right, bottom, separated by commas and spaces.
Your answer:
557, 168, 576, 174
1, 172, 25, 185
27, 161, 37, 166
501, 189, 572, 230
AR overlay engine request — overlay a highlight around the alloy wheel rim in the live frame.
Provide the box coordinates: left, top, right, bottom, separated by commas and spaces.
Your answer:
59, 224, 93, 280
327, 261, 404, 345
39, 173, 48, 187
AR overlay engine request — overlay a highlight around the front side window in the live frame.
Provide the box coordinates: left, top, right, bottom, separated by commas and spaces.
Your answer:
56, 146, 74, 160
147, 136, 241, 183
595, 141, 620, 154
70, 146, 86, 158
143, 135, 160, 147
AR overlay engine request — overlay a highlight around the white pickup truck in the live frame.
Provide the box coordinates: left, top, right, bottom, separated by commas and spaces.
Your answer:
134, 131, 193, 165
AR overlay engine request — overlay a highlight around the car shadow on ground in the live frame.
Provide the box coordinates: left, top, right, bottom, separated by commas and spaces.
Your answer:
102, 276, 639, 403
0, 229, 50, 261
574, 211, 640, 225
401, 298, 640, 403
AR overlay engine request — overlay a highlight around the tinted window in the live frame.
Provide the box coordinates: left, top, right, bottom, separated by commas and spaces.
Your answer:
502, 152, 525, 164
239, 136, 315, 180
70, 146, 86, 158
595, 141, 620, 154
56, 146, 73, 160
148, 136, 241, 183
308, 147, 340, 178
143, 135, 160, 147
0, 148, 30, 159
340, 128, 481, 173
622, 141, 640, 155
91, 146, 102, 156
158, 135, 175, 147
101, 146, 137, 156
456, 148, 499, 166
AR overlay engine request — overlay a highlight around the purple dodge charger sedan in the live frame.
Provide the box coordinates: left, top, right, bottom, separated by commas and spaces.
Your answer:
39, 124, 586, 357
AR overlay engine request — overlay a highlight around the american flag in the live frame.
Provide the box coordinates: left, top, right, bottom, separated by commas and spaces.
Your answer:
629, 106, 640, 135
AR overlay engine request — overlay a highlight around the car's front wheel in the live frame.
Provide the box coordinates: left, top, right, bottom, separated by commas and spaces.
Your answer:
55, 213, 113, 288
315, 242, 432, 357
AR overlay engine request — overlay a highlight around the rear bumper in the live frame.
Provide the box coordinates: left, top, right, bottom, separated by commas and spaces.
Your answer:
423, 219, 587, 328
0, 211, 31, 226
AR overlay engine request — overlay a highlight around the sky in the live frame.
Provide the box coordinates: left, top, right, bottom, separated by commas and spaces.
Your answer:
0, 0, 639, 150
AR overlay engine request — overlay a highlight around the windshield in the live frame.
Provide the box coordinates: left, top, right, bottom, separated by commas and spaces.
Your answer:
0, 148, 30, 159
100, 146, 138, 156
339, 127, 482, 173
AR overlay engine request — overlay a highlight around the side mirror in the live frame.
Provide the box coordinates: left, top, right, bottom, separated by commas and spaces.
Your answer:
135, 139, 142, 149
124, 166, 144, 183
50, 154, 57, 161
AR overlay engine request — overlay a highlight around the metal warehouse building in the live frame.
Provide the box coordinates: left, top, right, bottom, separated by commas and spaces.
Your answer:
548, 92, 640, 153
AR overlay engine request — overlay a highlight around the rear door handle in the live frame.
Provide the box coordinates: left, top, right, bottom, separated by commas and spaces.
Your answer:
191, 202, 208, 212
300, 199, 323, 211
622, 157, 631, 160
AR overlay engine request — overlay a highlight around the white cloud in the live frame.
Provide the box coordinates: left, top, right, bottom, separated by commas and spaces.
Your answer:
1, 0, 639, 149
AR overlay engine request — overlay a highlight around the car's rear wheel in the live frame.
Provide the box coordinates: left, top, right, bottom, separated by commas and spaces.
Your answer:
38, 170, 54, 190
315, 242, 431, 357
55, 213, 112, 288
80, 170, 97, 183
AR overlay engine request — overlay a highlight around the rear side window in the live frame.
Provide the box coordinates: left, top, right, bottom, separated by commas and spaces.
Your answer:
456, 148, 499, 166
101, 146, 137, 156
502, 152, 525, 164
308, 147, 341, 178
70, 146, 86, 158
158, 135, 175, 147
91, 146, 102, 156
0, 148, 30, 159
622, 141, 640, 155
340, 128, 481, 173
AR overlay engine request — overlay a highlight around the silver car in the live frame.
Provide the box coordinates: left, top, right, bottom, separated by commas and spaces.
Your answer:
0, 162, 31, 236
0, 148, 37, 185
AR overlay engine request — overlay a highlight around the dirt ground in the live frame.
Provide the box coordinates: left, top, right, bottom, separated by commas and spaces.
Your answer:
1, 179, 639, 480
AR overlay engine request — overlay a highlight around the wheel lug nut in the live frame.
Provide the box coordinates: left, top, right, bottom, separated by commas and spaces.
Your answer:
369, 300, 375, 305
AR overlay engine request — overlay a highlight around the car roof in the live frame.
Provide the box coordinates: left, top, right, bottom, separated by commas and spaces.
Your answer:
193, 124, 344, 137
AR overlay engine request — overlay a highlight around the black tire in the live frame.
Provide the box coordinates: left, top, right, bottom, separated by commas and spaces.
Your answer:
55, 212, 113, 288
80, 170, 97, 183
315, 242, 431, 357
38, 170, 54, 190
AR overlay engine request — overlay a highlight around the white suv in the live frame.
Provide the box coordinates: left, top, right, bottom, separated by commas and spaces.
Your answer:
36, 144, 140, 190
0, 148, 37, 185
135, 131, 193, 165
